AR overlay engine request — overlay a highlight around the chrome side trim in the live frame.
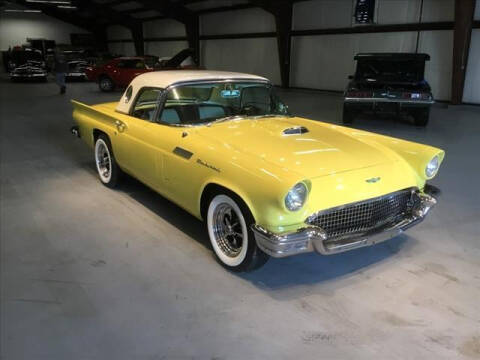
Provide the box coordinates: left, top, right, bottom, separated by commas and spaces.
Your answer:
172, 146, 193, 160
252, 191, 437, 258
344, 97, 434, 105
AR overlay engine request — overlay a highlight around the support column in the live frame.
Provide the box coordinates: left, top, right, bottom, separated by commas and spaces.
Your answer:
94, 26, 109, 52
451, 0, 475, 104
186, 15, 200, 66
275, 2, 293, 88
131, 24, 145, 56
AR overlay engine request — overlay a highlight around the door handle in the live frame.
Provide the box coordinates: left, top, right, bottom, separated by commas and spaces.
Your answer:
115, 120, 126, 132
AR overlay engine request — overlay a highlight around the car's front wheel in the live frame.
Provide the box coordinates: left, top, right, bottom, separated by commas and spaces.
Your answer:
207, 194, 269, 272
94, 135, 120, 188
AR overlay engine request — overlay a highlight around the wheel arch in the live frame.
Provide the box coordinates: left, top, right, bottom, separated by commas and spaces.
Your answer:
93, 128, 108, 143
199, 181, 257, 223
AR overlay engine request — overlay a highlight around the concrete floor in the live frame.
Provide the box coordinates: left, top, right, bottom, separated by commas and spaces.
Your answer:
1, 74, 479, 360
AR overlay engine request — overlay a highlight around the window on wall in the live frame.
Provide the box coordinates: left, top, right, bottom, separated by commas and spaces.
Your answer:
354, 0, 376, 24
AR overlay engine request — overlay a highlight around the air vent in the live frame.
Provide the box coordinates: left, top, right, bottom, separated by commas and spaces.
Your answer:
282, 126, 309, 136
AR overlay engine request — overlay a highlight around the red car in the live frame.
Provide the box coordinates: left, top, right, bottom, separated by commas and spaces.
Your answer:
86, 49, 197, 92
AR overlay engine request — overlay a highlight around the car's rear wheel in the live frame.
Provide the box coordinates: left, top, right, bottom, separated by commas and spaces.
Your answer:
411, 107, 430, 127
342, 104, 354, 124
98, 76, 114, 92
94, 135, 120, 188
207, 194, 269, 272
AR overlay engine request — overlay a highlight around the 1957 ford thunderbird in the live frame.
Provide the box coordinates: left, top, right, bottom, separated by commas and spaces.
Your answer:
71, 70, 444, 272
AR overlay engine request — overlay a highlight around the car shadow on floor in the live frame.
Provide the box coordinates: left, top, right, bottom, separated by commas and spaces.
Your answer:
238, 234, 415, 299
115, 172, 211, 248
102, 168, 415, 295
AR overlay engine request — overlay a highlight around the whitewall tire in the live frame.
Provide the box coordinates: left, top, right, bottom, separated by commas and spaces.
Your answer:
207, 193, 269, 272
94, 135, 120, 188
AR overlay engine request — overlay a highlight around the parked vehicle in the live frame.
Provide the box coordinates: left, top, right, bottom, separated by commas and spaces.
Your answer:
343, 53, 434, 126
85, 48, 197, 92
71, 70, 444, 272
9, 48, 47, 82
63, 50, 89, 81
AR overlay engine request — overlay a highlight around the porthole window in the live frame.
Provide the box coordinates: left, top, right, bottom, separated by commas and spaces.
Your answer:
124, 86, 133, 103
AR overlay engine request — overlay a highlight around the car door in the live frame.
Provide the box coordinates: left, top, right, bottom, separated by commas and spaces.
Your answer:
112, 87, 166, 186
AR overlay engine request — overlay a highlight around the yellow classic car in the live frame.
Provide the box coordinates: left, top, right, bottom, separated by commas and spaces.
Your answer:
71, 70, 444, 272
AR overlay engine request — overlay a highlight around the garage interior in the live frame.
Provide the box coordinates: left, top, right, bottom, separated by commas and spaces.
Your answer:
1, 0, 480, 359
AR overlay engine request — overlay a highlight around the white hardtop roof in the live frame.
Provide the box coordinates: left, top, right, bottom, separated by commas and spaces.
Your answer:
116, 70, 269, 114
130, 70, 268, 89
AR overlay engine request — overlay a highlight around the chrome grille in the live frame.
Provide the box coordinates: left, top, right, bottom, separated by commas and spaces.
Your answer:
306, 189, 414, 238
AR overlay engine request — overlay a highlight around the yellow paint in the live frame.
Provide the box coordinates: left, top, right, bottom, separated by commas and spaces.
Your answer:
72, 100, 444, 233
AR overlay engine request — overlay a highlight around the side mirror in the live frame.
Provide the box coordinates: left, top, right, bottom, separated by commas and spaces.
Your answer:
348, 75, 354, 80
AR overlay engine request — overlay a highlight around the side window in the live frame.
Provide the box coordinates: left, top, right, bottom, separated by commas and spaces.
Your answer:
124, 86, 133, 103
118, 60, 144, 69
131, 88, 162, 121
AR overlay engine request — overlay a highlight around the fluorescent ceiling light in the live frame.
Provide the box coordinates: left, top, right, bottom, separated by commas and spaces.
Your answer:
4, 9, 42, 12
57, 5, 76, 9
26, 0, 71, 4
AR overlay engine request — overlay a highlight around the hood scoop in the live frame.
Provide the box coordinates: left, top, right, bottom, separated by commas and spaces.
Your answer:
282, 126, 309, 136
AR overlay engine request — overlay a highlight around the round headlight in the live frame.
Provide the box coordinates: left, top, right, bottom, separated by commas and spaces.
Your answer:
285, 182, 308, 211
425, 155, 439, 178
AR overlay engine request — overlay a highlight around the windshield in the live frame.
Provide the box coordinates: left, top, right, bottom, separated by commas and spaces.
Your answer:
356, 59, 424, 82
158, 81, 289, 126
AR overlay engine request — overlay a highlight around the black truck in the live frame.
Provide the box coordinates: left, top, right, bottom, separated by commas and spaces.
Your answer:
343, 53, 434, 126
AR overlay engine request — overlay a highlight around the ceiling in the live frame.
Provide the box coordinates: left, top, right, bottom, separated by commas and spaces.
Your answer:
5, 0, 304, 30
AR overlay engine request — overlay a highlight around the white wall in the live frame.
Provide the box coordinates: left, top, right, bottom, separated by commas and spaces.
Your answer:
106, 20, 190, 58
143, 19, 188, 57
143, 19, 186, 38
463, 30, 480, 104
106, 25, 136, 56
0, 3, 90, 51
201, 8, 276, 35
418, 30, 453, 101
201, 38, 281, 84
293, 0, 353, 30
199, 8, 281, 85
291, 31, 418, 91
292, 0, 454, 29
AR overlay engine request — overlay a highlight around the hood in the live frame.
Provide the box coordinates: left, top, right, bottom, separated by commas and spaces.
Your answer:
195, 117, 392, 179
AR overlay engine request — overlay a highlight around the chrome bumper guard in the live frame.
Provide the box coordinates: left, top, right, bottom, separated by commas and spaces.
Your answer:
252, 191, 437, 258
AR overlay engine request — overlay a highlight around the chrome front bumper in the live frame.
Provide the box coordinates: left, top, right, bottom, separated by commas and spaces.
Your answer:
252, 191, 437, 258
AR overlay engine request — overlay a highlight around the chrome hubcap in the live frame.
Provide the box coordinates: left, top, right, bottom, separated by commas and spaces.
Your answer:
96, 142, 111, 179
212, 203, 244, 257
101, 79, 110, 89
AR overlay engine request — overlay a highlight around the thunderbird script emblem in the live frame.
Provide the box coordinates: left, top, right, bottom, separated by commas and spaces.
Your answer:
366, 177, 381, 183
